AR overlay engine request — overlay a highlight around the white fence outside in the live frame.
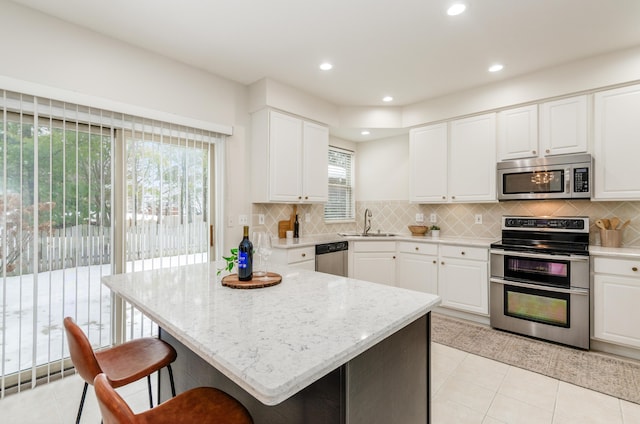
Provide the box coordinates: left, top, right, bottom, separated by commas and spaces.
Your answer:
15, 221, 208, 274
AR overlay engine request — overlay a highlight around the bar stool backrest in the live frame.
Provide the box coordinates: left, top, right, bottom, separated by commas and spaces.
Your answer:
94, 373, 138, 424
63, 317, 103, 384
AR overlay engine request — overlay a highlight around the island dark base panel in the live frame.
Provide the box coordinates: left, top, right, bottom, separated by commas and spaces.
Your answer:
159, 313, 430, 424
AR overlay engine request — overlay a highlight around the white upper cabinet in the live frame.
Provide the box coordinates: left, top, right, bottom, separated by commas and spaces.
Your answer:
497, 105, 538, 161
497, 96, 588, 161
410, 114, 497, 203
409, 123, 448, 203
301, 121, 330, 202
594, 84, 640, 200
449, 113, 497, 202
539, 95, 588, 156
251, 109, 328, 203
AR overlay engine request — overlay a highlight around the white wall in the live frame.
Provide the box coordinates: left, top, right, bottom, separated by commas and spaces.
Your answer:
356, 134, 409, 201
402, 46, 640, 127
0, 0, 250, 253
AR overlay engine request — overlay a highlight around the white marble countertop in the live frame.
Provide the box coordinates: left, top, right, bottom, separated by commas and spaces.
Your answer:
102, 263, 441, 406
589, 245, 640, 259
272, 233, 496, 249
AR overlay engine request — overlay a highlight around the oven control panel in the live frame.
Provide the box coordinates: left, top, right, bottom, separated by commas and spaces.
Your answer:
503, 216, 588, 232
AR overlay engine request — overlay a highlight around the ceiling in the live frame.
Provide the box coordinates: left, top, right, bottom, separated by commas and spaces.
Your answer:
9, 0, 640, 139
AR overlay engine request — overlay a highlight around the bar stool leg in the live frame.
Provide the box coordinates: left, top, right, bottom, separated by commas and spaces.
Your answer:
76, 382, 88, 424
147, 375, 154, 408
167, 364, 176, 397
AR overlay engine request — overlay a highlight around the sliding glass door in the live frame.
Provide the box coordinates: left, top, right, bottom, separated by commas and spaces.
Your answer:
0, 91, 220, 394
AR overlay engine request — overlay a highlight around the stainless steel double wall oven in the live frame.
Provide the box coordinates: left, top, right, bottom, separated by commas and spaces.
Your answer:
490, 216, 590, 349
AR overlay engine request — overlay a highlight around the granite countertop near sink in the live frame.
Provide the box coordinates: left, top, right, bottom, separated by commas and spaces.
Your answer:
272, 233, 496, 249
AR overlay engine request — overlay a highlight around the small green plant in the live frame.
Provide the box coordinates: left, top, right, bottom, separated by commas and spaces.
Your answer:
430, 225, 440, 230
218, 248, 238, 275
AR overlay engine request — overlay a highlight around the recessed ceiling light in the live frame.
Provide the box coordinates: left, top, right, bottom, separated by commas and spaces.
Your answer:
382, 96, 393, 102
319, 62, 333, 71
488, 64, 504, 73
361, 130, 370, 135
447, 3, 466, 16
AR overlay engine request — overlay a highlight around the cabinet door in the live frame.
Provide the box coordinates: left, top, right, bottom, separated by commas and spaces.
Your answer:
269, 111, 302, 202
594, 84, 640, 200
497, 105, 538, 161
539, 95, 588, 156
353, 252, 396, 286
396, 253, 438, 294
302, 121, 329, 202
449, 113, 497, 202
409, 124, 448, 203
594, 274, 640, 348
439, 258, 488, 314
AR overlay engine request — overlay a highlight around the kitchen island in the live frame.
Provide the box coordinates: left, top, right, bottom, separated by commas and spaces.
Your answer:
102, 263, 441, 423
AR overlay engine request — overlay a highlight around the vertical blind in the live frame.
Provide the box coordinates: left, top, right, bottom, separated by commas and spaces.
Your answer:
0, 89, 222, 395
324, 146, 355, 221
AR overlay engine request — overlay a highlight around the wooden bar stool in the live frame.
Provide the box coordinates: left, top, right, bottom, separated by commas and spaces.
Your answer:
94, 373, 253, 424
64, 317, 177, 424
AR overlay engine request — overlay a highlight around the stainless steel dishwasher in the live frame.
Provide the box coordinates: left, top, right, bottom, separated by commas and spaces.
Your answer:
315, 241, 348, 276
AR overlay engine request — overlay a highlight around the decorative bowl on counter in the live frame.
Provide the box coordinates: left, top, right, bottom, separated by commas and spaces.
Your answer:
408, 225, 428, 236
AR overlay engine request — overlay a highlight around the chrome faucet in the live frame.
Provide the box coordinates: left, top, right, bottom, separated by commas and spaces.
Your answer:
363, 208, 372, 235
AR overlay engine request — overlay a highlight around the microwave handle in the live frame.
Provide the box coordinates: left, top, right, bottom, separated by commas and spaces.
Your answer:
565, 167, 571, 193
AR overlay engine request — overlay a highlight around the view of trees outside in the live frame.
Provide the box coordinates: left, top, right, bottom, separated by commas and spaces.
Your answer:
0, 116, 111, 275
125, 135, 210, 268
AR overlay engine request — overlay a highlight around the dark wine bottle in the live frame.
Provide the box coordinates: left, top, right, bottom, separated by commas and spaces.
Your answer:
294, 214, 300, 238
237, 226, 253, 281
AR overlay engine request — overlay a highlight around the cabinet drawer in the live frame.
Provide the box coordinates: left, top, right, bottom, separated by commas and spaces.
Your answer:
352, 241, 396, 252
593, 257, 640, 278
287, 246, 315, 264
440, 244, 488, 261
397, 242, 438, 256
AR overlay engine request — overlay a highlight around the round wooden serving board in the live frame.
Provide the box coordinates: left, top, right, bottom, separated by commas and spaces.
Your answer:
221, 272, 282, 289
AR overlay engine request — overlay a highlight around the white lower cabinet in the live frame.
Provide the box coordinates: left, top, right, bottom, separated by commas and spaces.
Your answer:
349, 239, 489, 315
396, 242, 438, 294
593, 257, 640, 348
351, 241, 396, 286
271, 246, 315, 271
438, 245, 489, 315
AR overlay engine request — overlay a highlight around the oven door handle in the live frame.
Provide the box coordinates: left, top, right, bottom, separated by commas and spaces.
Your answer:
490, 277, 589, 296
490, 249, 589, 262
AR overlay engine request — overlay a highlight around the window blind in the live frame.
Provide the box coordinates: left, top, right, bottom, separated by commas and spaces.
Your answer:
325, 146, 355, 222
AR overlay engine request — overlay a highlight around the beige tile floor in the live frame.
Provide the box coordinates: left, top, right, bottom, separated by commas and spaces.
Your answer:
1, 343, 639, 423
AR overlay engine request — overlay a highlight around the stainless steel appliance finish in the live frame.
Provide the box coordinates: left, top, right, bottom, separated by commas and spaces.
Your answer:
497, 153, 592, 201
490, 216, 590, 349
315, 241, 348, 277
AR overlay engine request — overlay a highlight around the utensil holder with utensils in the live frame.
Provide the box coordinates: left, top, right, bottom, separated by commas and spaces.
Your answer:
596, 217, 630, 247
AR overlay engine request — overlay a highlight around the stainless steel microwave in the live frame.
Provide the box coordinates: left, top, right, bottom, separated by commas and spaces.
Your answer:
497, 154, 592, 201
